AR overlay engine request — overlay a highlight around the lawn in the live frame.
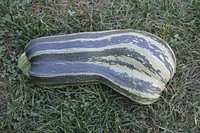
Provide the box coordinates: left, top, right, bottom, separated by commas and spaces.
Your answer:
0, 0, 199, 132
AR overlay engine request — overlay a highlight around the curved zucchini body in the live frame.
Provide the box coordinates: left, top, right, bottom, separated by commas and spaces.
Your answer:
18, 29, 176, 104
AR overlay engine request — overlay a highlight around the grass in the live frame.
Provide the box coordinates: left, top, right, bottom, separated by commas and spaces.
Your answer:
0, 0, 199, 132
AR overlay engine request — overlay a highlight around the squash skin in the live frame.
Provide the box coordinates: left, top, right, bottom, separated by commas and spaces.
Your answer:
18, 29, 176, 104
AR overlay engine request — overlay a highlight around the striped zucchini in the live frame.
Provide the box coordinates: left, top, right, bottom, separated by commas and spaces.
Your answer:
18, 29, 176, 104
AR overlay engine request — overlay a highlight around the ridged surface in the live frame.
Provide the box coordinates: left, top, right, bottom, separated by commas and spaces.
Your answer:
21, 29, 176, 104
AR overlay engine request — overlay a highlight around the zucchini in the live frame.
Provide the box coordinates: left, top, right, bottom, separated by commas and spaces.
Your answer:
18, 29, 176, 104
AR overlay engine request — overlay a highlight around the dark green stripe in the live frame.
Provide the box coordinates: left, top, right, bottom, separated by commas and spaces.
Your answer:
30, 62, 161, 95
25, 29, 135, 52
